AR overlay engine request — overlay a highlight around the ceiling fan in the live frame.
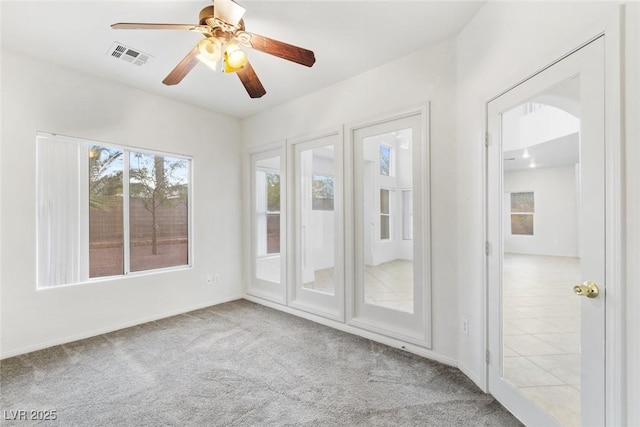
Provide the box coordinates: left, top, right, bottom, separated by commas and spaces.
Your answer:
112, 0, 316, 98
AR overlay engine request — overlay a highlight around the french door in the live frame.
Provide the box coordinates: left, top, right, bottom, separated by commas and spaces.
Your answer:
248, 147, 287, 304
247, 109, 431, 345
350, 112, 430, 346
487, 37, 605, 426
289, 131, 344, 321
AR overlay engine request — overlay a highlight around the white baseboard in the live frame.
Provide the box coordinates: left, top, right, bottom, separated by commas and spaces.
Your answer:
243, 294, 458, 368
0, 294, 243, 360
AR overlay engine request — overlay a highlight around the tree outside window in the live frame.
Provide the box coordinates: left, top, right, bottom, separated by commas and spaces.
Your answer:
129, 152, 189, 272
89, 146, 124, 278
380, 145, 391, 176
312, 174, 334, 210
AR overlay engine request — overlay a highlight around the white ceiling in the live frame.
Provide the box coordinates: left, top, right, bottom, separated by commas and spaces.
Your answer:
503, 133, 579, 172
1, 1, 484, 119
503, 76, 581, 171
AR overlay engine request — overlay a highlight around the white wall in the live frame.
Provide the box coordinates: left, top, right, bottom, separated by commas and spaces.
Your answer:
455, 0, 620, 388
243, 38, 459, 362
504, 166, 578, 257
0, 50, 244, 358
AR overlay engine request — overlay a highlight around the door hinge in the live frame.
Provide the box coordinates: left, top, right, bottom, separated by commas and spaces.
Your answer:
486, 349, 490, 364
485, 241, 490, 256
485, 132, 489, 147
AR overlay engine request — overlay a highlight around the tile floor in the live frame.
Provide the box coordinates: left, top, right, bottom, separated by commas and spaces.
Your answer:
302, 266, 335, 294
303, 259, 414, 313
363, 259, 413, 313
503, 253, 581, 427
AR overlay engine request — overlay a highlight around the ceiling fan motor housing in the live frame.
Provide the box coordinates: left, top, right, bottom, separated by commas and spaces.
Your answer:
199, 5, 245, 38
199, 5, 215, 25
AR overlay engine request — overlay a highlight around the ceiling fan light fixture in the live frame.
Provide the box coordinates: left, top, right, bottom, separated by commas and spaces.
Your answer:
225, 42, 248, 69
198, 37, 222, 61
224, 55, 243, 73
112, 1, 315, 97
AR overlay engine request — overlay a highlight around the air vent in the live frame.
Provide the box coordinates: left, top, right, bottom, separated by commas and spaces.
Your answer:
108, 42, 153, 66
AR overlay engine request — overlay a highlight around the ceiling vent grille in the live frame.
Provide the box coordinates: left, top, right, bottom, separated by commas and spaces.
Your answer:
108, 42, 153, 66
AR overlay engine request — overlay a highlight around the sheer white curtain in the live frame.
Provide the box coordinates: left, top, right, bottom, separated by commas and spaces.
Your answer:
36, 135, 83, 287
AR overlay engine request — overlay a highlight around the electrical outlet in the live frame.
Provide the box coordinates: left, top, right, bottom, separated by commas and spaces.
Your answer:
462, 318, 469, 335
206, 276, 213, 285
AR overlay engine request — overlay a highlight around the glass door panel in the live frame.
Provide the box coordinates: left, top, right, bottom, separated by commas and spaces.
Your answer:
351, 111, 430, 346
290, 132, 344, 321
362, 135, 413, 313
501, 85, 582, 426
249, 149, 286, 304
300, 148, 336, 295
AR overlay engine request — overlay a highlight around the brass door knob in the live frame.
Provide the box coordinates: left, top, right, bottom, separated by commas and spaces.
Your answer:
573, 281, 599, 298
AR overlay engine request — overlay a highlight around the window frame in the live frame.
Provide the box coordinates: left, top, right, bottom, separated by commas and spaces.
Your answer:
36, 132, 193, 289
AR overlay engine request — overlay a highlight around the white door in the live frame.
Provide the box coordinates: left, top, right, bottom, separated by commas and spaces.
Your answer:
289, 131, 344, 321
487, 38, 605, 426
248, 148, 286, 304
351, 112, 431, 346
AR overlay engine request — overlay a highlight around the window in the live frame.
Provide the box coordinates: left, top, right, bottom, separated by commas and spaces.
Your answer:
380, 188, 393, 240
510, 192, 534, 235
256, 168, 281, 256
37, 133, 191, 288
128, 152, 189, 272
311, 174, 334, 211
252, 152, 284, 291
380, 144, 391, 176
89, 146, 124, 277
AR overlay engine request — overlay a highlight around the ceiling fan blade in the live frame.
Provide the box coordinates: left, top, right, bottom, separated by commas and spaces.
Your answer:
214, 0, 246, 27
236, 61, 266, 98
162, 46, 201, 86
111, 23, 209, 33
237, 32, 315, 67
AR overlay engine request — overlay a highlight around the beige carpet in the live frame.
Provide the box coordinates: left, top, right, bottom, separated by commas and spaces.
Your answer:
0, 300, 521, 426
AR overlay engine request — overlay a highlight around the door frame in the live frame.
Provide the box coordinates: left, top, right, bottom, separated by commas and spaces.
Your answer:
482, 9, 624, 426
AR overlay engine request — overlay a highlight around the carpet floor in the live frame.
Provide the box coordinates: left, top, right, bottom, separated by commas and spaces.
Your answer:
1, 300, 522, 426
